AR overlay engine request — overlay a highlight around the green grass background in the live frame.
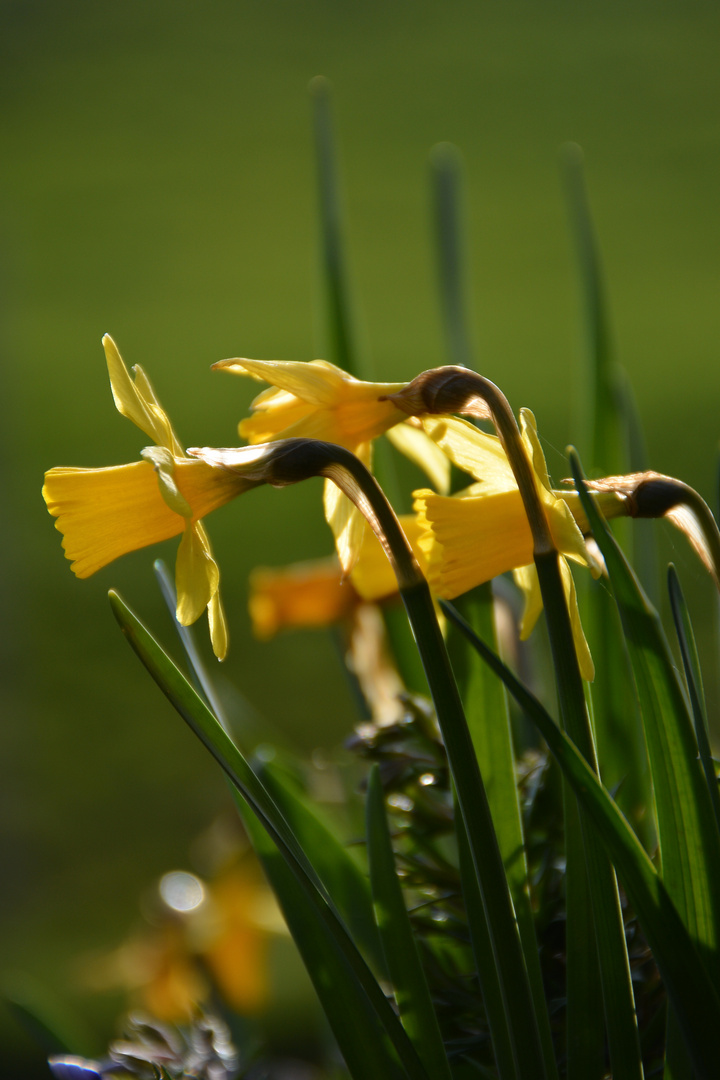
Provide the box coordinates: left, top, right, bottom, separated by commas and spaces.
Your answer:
2, 0, 720, 1071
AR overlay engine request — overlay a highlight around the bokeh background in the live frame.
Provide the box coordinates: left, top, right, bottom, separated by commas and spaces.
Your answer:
3, 1, 720, 1073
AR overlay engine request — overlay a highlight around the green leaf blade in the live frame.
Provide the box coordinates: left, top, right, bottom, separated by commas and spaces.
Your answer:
258, 759, 387, 977
442, 604, 720, 1080
238, 796, 407, 1080
667, 565, 720, 835
108, 589, 430, 1080
366, 765, 453, 1080
569, 454, 720, 991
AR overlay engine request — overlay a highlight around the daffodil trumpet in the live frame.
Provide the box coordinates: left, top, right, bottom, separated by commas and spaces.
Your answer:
190, 435, 550, 1077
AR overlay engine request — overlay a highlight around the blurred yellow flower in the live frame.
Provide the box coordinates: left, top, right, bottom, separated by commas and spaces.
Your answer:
414, 413, 623, 681
42, 336, 253, 659
82, 856, 283, 1023
249, 556, 361, 640
247, 513, 428, 642
214, 356, 449, 572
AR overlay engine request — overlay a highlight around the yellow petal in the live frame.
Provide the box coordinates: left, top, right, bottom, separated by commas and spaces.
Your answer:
228, 358, 407, 449
239, 396, 316, 443
519, 408, 552, 492
513, 560, 594, 681
549, 496, 598, 573
420, 415, 515, 491
350, 515, 427, 601
175, 522, 219, 627
131, 364, 184, 458
324, 478, 367, 575
517, 408, 595, 572
215, 357, 346, 405
102, 335, 177, 451
386, 422, 451, 493
414, 486, 534, 599
43, 461, 186, 578
560, 557, 594, 682
141, 446, 192, 518
207, 589, 229, 661
512, 564, 544, 638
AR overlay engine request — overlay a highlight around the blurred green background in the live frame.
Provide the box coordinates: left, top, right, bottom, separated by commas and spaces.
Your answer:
3, 0, 720, 1072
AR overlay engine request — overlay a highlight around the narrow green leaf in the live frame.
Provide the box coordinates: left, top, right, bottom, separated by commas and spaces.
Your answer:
382, 601, 432, 697
569, 453, 720, 993
366, 765, 453, 1080
441, 603, 720, 1080
562, 142, 627, 479
310, 75, 365, 380
454, 802, 518, 1080
153, 559, 273, 747
563, 145, 653, 832
108, 589, 430, 1080
430, 142, 474, 370
401, 582, 548, 1080
667, 565, 720, 834
258, 759, 387, 976
237, 796, 407, 1080
448, 586, 558, 1080
446, 591, 642, 1080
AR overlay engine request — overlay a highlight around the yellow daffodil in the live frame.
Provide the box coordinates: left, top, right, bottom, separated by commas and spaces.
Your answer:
413, 413, 625, 681
42, 335, 254, 659
213, 356, 450, 571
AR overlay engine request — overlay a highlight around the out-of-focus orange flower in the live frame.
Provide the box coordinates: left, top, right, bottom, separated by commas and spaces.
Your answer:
247, 515, 428, 641
81, 856, 284, 1022
248, 557, 360, 640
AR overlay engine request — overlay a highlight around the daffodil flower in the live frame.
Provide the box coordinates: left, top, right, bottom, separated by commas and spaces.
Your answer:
42, 336, 254, 659
413, 413, 625, 681
213, 356, 450, 571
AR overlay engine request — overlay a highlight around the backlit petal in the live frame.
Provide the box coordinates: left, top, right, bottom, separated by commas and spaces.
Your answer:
386, 422, 451, 493
239, 397, 316, 443
324, 479, 367, 575
214, 358, 346, 405
519, 409, 552, 492
350, 515, 427, 601
103, 335, 175, 450
560, 558, 594, 682
513, 564, 545, 638
420, 415, 515, 491
207, 589, 229, 661
141, 446, 192, 518
175, 522, 219, 627
513, 560, 594, 681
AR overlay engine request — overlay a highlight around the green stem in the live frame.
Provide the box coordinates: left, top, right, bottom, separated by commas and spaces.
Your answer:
404, 372, 643, 1080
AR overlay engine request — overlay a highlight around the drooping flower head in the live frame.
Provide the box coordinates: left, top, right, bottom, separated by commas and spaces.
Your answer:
42, 336, 254, 658
412, 413, 624, 681
213, 357, 449, 571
